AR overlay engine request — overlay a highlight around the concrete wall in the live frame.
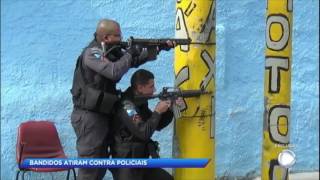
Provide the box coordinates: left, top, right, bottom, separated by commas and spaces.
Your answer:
1, 0, 318, 179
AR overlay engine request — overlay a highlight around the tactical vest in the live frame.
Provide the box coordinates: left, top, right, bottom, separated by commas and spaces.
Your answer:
70, 40, 122, 114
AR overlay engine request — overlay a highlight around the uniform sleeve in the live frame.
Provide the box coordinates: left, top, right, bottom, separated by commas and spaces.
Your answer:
83, 47, 133, 81
156, 110, 173, 130
118, 101, 161, 141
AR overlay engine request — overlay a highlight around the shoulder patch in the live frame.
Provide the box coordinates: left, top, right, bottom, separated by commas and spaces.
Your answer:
90, 47, 103, 60
93, 53, 101, 59
122, 100, 137, 117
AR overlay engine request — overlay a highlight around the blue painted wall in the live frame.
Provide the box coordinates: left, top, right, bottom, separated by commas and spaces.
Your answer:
1, 0, 318, 179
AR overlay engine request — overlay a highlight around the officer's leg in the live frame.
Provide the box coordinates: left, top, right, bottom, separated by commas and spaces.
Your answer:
71, 110, 110, 180
143, 168, 173, 180
96, 140, 109, 180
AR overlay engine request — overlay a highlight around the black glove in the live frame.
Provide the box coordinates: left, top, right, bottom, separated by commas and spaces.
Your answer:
126, 44, 142, 57
147, 141, 160, 158
131, 47, 157, 68
146, 46, 158, 60
131, 56, 148, 68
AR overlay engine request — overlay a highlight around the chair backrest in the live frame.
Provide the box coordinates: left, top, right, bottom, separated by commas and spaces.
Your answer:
16, 120, 66, 165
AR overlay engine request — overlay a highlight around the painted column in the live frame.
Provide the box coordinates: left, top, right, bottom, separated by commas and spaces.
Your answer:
262, 0, 293, 179
173, 0, 215, 179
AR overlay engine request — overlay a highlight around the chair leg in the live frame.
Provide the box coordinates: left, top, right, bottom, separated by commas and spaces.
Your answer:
21, 171, 26, 180
16, 170, 21, 180
66, 169, 70, 180
72, 168, 77, 180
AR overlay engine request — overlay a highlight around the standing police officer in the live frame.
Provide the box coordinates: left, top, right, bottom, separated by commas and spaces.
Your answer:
70, 19, 162, 180
111, 69, 174, 180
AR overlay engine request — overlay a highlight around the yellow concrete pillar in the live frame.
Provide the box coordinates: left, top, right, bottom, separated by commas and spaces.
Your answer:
262, 0, 293, 179
173, 0, 216, 179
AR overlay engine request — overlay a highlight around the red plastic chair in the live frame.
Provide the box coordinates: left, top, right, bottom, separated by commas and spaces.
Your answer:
16, 120, 76, 180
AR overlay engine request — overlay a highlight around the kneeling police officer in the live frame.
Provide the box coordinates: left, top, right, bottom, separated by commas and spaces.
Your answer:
111, 69, 174, 180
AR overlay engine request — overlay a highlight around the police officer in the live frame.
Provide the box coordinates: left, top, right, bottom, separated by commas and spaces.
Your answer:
70, 19, 165, 180
111, 69, 174, 180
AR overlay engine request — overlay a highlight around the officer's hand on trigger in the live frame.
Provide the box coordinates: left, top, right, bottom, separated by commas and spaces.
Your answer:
154, 100, 171, 114
175, 97, 184, 107
166, 40, 177, 48
158, 40, 177, 51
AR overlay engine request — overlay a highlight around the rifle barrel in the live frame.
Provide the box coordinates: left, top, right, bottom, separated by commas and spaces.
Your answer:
116, 38, 191, 48
134, 90, 209, 100
130, 38, 191, 45
178, 90, 206, 97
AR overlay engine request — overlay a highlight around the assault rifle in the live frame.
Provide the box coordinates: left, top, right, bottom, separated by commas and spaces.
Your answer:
135, 87, 209, 118
117, 37, 191, 49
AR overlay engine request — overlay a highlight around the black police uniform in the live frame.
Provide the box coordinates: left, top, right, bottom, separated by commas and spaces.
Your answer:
70, 39, 156, 180
111, 87, 174, 180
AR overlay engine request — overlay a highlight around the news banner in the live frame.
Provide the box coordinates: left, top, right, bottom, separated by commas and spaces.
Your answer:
21, 158, 209, 168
